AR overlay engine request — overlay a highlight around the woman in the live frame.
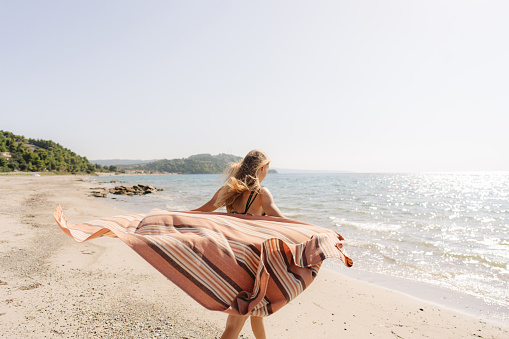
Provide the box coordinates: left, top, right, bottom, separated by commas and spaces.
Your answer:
54, 150, 352, 339
193, 149, 282, 339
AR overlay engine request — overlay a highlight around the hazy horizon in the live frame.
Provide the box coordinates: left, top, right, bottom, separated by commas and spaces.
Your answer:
89, 156, 509, 174
2, 1, 508, 172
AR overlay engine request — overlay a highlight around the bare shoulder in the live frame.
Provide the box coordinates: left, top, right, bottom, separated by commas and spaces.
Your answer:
259, 187, 285, 217
260, 187, 273, 197
260, 187, 276, 202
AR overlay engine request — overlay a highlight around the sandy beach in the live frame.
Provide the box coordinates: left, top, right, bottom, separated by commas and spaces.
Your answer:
1, 175, 508, 338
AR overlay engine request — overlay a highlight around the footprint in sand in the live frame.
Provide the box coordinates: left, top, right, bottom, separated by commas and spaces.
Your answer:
18, 282, 42, 290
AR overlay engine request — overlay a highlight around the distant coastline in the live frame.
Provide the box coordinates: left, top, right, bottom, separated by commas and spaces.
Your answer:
90, 159, 353, 174
92, 154, 242, 175
273, 168, 354, 174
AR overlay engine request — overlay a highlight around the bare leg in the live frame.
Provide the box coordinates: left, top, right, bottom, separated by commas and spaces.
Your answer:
250, 316, 267, 339
221, 315, 249, 339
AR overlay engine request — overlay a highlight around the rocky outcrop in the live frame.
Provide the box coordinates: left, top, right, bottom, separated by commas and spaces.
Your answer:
109, 184, 163, 196
90, 187, 108, 198
90, 190, 108, 198
90, 184, 163, 198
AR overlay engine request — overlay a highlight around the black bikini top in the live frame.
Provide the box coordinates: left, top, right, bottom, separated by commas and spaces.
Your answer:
243, 191, 258, 214
230, 190, 266, 216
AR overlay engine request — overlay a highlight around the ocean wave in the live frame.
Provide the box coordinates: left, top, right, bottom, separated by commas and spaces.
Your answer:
284, 212, 306, 218
445, 252, 509, 271
329, 216, 401, 233
154, 194, 176, 201
346, 239, 386, 250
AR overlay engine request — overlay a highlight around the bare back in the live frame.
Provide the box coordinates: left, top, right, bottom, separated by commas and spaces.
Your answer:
193, 186, 284, 218
228, 190, 264, 216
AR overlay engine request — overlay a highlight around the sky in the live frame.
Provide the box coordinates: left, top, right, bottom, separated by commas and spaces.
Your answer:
1, 1, 508, 172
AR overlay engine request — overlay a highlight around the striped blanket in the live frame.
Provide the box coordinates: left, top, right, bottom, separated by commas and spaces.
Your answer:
54, 205, 352, 316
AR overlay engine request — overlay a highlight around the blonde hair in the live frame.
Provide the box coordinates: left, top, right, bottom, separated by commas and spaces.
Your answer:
215, 149, 271, 209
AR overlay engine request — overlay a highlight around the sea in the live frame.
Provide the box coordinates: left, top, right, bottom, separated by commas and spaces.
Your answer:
87, 172, 509, 323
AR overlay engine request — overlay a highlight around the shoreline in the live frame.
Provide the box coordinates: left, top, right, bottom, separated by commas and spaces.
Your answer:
325, 261, 509, 326
88, 173, 509, 325
1, 174, 508, 338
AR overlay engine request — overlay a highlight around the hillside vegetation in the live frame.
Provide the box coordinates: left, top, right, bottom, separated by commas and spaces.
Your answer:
0, 130, 110, 173
0, 130, 243, 174
123, 153, 242, 174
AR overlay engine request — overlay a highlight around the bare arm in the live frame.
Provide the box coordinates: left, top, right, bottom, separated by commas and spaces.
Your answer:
260, 187, 285, 218
191, 188, 221, 212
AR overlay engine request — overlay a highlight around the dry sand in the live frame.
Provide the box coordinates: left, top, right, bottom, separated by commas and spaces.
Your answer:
0, 174, 508, 338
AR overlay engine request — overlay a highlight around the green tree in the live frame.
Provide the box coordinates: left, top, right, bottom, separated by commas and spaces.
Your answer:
0, 157, 8, 168
1, 130, 99, 173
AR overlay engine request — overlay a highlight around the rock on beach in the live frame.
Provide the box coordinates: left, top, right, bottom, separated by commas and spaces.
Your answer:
91, 184, 163, 198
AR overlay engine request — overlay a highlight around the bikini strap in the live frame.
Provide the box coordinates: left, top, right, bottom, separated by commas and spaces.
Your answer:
244, 191, 258, 214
